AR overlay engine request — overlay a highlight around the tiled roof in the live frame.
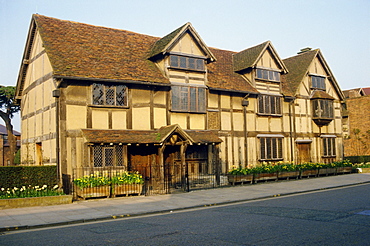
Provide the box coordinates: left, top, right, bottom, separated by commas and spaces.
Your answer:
0, 124, 21, 136
32, 15, 257, 93
207, 48, 257, 93
363, 87, 370, 96
34, 15, 168, 84
310, 90, 335, 100
232, 41, 269, 72
282, 49, 319, 96
149, 23, 187, 58
81, 125, 221, 144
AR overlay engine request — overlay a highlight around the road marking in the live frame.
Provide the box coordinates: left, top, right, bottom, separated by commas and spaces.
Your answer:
356, 210, 370, 216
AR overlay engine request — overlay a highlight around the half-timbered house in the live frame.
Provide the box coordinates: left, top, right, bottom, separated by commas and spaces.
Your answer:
15, 15, 345, 194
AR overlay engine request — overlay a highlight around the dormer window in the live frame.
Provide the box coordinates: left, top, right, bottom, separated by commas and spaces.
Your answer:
170, 55, 205, 71
311, 75, 326, 90
256, 68, 280, 82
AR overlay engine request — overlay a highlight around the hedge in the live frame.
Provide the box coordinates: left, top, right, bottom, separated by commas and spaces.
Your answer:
0, 166, 58, 189
344, 156, 370, 164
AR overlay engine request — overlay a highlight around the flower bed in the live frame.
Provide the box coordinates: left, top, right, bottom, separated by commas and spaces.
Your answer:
228, 160, 353, 185
73, 171, 144, 199
0, 185, 64, 199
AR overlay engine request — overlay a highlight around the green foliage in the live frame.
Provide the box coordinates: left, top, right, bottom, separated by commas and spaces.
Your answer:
0, 185, 64, 199
0, 166, 58, 189
73, 171, 144, 188
228, 160, 353, 175
345, 156, 370, 164
110, 172, 144, 185
0, 86, 20, 118
13, 149, 21, 165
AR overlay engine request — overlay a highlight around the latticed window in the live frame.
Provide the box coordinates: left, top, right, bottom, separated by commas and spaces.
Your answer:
322, 137, 336, 157
93, 145, 124, 167
92, 83, 127, 106
170, 55, 205, 71
258, 95, 281, 115
260, 137, 283, 161
171, 85, 206, 113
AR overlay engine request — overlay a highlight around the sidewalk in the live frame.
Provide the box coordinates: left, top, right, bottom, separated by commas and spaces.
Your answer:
1, 173, 370, 232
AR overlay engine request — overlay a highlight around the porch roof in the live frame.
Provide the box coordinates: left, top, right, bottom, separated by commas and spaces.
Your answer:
81, 127, 222, 145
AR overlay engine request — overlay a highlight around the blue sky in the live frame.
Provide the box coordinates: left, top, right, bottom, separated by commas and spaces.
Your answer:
0, 0, 369, 131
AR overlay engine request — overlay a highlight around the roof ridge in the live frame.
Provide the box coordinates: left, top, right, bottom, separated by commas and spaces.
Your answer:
33, 14, 161, 39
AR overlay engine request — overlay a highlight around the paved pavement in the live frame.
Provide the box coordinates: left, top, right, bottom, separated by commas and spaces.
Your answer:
1, 173, 370, 232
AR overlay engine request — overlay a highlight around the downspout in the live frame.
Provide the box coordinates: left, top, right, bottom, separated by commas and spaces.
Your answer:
242, 94, 249, 167
285, 96, 295, 163
52, 85, 61, 187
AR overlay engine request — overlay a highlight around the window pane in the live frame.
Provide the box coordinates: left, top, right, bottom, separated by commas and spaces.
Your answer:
104, 148, 114, 166
93, 145, 103, 167
116, 85, 127, 106
188, 58, 195, 70
92, 83, 104, 105
262, 70, 269, 80
198, 88, 206, 112
264, 96, 270, 114
180, 86, 189, 111
257, 69, 263, 79
172, 86, 181, 111
170, 55, 179, 67
190, 87, 197, 112
105, 86, 115, 105
275, 97, 281, 114
196, 59, 204, 70
272, 138, 277, 159
258, 95, 265, 113
266, 138, 272, 159
179, 56, 187, 68
115, 145, 124, 166
260, 138, 266, 160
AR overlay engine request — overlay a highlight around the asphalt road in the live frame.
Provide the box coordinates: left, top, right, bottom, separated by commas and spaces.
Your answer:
1, 183, 370, 246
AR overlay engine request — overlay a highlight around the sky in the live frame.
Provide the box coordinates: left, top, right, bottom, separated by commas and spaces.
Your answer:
0, 0, 369, 131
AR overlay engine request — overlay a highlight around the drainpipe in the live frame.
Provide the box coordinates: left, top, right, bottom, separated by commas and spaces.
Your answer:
242, 94, 249, 167
52, 87, 61, 187
285, 96, 295, 163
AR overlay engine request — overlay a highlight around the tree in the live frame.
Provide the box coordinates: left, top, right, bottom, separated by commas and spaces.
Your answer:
0, 86, 20, 165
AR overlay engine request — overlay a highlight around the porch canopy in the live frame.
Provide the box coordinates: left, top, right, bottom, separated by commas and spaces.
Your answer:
81, 124, 222, 145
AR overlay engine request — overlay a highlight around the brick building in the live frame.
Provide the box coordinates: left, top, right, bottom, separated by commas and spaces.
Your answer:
343, 88, 370, 157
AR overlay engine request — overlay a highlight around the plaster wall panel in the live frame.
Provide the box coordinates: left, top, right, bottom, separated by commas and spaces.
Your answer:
170, 113, 187, 129
154, 108, 166, 129
132, 89, 150, 104
270, 118, 281, 132
132, 107, 151, 130
67, 105, 87, 130
190, 114, 205, 130
256, 118, 268, 132
153, 91, 166, 105
208, 93, 218, 108
112, 111, 127, 129
220, 95, 230, 109
92, 110, 109, 129
221, 112, 231, 131
233, 112, 243, 131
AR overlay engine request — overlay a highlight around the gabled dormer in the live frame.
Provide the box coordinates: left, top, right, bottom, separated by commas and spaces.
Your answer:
283, 48, 345, 126
232, 41, 288, 94
149, 23, 216, 81
149, 23, 216, 114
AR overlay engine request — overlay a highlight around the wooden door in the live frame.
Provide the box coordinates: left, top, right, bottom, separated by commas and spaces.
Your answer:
297, 143, 311, 164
